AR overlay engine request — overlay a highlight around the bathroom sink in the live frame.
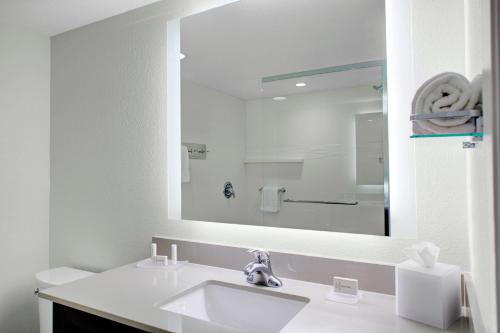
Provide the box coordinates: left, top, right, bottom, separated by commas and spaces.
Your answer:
159, 280, 309, 332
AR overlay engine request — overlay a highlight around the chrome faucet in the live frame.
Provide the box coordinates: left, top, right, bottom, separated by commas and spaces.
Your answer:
243, 249, 282, 288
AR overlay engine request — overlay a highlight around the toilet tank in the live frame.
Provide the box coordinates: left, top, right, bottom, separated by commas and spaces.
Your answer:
35, 267, 95, 333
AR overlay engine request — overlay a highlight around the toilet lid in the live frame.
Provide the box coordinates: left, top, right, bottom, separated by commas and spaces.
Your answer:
35, 266, 95, 287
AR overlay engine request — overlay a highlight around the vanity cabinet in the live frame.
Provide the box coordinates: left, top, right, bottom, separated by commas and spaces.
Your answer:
53, 303, 149, 333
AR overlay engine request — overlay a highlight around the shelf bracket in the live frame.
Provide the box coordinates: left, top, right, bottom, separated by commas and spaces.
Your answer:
463, 142, 477, 149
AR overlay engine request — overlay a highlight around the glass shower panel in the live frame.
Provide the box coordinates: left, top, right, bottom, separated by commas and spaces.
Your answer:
246, 63, 387, 235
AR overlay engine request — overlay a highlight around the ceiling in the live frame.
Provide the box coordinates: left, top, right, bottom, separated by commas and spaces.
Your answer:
181, 0, 386, 100
0, 0, 162, 36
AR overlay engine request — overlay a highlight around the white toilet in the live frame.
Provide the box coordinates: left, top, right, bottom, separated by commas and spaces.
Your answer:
35, 267, 95, 333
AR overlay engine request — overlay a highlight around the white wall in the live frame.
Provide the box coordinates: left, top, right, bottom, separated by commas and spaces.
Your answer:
410, 0, 470, 269
411, 0, 466, 84
244, 87, 385, 235
50, 0, 238, 271
181, 80, 248, 224
464, 0, 498, 331
0, 26, 50, 333
51, 0, 473, 277
50, 3, 168, 271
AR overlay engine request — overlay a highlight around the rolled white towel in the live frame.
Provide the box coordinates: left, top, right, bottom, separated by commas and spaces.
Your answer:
412, 73, 481, 134
470, 74, 482, 106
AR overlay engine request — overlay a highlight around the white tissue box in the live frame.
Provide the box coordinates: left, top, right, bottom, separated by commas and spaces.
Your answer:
396, 260, 461, 329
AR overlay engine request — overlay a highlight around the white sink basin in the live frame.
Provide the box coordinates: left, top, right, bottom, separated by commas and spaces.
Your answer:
159, 280, 309, 332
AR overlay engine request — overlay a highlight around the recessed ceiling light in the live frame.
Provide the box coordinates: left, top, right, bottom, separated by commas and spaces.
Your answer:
273, 97, 287, 101
367, 119, 373, 122
295, 82, 306, 87
180, 53, 186, 60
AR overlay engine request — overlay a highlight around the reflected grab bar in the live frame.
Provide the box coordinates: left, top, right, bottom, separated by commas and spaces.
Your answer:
283, 199, 358, 205
259, 187, 286, 193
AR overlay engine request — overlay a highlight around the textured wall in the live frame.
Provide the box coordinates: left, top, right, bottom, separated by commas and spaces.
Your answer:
50, 0, 237, 271
0, 26, 50, 333
50, 3, 168, 271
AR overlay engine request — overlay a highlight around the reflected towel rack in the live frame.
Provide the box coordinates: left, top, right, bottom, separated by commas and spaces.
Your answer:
283, 199, 358, 205
182, 142, 209, 159
259, 187, 286, 193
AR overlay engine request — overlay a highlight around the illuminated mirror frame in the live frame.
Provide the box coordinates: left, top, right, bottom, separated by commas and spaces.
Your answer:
166, 0, 417, 239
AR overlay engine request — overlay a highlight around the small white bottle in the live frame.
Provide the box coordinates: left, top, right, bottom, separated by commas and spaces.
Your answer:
151, 243, 157, 263
171, 244, 178, 265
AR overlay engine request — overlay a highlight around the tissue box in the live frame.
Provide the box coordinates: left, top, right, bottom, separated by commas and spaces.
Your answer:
396, 260, 461, 329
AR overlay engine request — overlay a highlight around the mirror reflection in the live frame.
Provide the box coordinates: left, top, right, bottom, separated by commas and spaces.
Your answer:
180, 0, 388, 235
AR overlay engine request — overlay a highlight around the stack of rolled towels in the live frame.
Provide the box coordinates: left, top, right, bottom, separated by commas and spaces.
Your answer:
412, 72, 482, 134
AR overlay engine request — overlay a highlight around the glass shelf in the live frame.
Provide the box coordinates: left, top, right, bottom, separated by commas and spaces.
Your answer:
410, 132, 484, 139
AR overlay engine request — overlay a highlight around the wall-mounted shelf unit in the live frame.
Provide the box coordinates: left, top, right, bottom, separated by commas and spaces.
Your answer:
410, 108, 483, 148
243, 158, 304, 164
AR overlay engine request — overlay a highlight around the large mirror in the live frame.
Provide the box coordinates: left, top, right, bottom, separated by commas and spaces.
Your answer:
180, 0, 388, 235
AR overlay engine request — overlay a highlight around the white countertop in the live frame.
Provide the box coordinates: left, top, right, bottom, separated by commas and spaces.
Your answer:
40, 261, 466, 333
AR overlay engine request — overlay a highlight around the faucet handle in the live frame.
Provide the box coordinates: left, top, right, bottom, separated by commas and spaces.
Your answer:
247, 249, 270, 263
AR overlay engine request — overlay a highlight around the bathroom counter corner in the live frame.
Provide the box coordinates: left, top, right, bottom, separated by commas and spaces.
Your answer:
39, 262, 466, 333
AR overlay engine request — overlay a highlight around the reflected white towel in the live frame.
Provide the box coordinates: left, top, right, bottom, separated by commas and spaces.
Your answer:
181, 145, 190, 183
260, 186, 281, 213
412, 73, 481, 134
